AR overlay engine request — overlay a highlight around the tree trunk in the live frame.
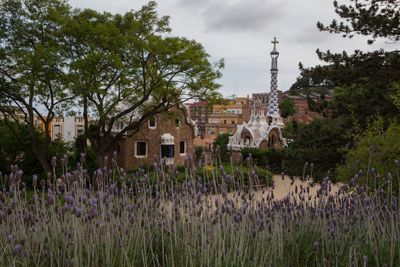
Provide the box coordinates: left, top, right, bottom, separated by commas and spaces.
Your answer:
31, 145, 51, 175
83, 96, 88, 150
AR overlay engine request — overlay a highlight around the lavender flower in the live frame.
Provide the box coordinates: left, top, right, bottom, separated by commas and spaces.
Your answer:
51, 156, 57, 168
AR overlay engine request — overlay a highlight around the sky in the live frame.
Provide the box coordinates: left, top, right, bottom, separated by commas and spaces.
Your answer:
68, 0, 396, 98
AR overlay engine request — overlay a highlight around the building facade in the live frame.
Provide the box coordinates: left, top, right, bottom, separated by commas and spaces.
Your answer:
187, 97, 250, 147
116, 106, 197, 169
50, 116, 94, 141
284, 93, 332, 123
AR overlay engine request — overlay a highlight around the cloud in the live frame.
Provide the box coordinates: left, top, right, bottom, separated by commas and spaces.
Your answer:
176, 0, 287, 32
290, 25, 332, 44
177, 0, 210, 9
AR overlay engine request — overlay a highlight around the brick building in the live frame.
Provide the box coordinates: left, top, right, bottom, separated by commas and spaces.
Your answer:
187, 97, 250, 147
115, 106, 197, 169
284, 93, 332, 123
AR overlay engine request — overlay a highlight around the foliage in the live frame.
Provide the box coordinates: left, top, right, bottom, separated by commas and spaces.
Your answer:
317, 0, 400, 44
0, 0, 223, 172
289, 63, 336, 95
282, 117, 348, 181
0, 0, 73, 173
278, 97, 296, 118
337, 118, 400, 192
61, 1, 224, 166
241, 147, 285, 173
213, 133, 230, 162
0, 120, 42, 177
292, 50, 400, 127
194, 146, 204, 160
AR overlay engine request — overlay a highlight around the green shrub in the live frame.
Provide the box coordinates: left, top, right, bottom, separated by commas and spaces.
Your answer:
337, 118, 400, 191
213, 133, 231, 162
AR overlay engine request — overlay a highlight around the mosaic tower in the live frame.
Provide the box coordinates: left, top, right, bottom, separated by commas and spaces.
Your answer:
267, 37, 280, 117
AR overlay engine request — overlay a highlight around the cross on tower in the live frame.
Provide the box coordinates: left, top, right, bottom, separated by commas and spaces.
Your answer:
271, 37, 279, 48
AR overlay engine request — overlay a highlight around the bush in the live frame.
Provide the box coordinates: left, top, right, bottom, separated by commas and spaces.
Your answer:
282, 117, 348, 181
241, 147, 284, 173
337, 118, 400, 191
213, 133, 231, 162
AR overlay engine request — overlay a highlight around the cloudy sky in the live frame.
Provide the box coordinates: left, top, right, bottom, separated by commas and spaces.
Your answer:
69, 0, 395, 97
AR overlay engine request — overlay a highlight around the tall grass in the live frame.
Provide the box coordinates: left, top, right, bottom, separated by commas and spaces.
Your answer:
0, 154, 399, 266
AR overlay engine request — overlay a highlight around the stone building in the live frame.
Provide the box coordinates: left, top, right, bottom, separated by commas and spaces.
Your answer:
115, 106, 197, 169
228, 38, 287, 155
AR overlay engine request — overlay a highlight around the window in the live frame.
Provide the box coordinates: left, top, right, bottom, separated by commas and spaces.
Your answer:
224, 120, 226, 124
135, 141, 147, 157
229, 130, 233, 135
180, 140, 186, 155
231, 120, 235, 124
76, 125, 84, 136
53, 125, 61, 139
175, 117, 181, 128
211, 129, 216, 135
161, 144, 174, 158
215, 111, 219, 115
219, 130, 224, 135
148, 116, 157, 129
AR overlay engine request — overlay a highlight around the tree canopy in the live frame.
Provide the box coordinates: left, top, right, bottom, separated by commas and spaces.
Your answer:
62, 1, 223, 165
0, 0, 223, 171
0, 0, 72, 173
317, 0, 400, 44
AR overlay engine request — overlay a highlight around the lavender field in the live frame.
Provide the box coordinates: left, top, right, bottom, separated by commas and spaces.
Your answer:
0, 155, 399, 266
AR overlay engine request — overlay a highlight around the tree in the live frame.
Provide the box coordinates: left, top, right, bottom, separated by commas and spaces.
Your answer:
291, 0, 400, 128
337, 118, 400, 192
282, 117, 349, 180
278, 98, 296, 118
0, 120, 42, 175
63, 2, 223, 166
0, 0, 72, 173
213, 133, 230, 162
317, 0, 400, 44
287, 0, 400, 180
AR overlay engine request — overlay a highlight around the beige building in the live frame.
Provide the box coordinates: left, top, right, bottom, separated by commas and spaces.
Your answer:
49, 116, 94, 141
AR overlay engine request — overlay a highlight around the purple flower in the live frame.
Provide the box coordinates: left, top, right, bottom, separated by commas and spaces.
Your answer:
395, 160, 399, 169
80, 153, 85, 163
313, 241, 318, 250
33, 174, 38, 187
13, 244, 21, 255
51, 156, 57, 167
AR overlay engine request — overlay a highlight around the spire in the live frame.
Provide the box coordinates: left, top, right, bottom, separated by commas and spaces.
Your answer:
270, 37, 279, 71
267, 37, 280, 117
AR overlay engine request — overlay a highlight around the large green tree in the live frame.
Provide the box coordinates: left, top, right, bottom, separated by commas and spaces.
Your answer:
0, 0, 72, 173
291, 0, 400, 127
317, 0, 400, 44
0, 0, 223, 172
62, 2, 223, 166
286, 0, 400, 178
